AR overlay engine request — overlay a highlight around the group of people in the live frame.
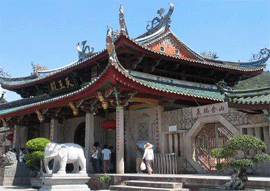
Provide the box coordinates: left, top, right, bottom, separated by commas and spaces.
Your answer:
136, 142, 154, 175
90, 142, 154, 175
90, 142, 115, 173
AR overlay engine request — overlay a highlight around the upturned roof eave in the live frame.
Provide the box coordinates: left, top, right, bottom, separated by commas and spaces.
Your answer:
0, 50, 108, 90
0, 56, 224, 118
116, 34, 265, 74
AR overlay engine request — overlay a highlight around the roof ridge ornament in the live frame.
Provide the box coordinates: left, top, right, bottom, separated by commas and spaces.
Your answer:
119, 4, 128, 35
76, 40, 94, 61
31, 62, 47, 75
106, 27, 117, 63
146, 3, 174, 31
251, 47, 270, 61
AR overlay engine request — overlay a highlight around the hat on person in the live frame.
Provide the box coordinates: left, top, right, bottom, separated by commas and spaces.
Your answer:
144, 143, 153, 149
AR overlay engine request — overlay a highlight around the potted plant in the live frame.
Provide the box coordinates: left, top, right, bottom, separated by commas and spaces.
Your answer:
100, 173, 111, 189
24, 137, 50, 188
211, 134, 270, 190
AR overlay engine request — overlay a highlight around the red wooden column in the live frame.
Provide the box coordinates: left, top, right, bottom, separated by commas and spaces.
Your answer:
116, 106, 124, 174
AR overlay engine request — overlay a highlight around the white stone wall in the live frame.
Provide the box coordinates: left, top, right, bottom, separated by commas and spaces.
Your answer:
161, 106, 270, 175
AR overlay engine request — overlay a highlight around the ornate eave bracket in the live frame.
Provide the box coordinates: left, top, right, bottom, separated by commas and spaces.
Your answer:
68, 102, 79, 116
146, 3, 174, 32
76, 40, 94, 61
97, 92, 108, 110
1, 118, 8, 127
35, 110, 45, 122
119, 4, 128, 35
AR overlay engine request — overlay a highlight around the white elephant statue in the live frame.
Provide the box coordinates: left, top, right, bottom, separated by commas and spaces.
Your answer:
44, 142, 86, 174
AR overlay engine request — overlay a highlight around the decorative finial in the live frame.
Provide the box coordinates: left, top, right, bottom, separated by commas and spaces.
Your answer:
251, 47, 270, 61
119, 4, 128, 35
146, 3, 174, 31
76, 40, 94, 61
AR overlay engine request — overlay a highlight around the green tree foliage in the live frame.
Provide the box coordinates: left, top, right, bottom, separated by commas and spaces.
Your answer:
25, 137, 50, 170
234, 72, 270, 90
211, 134, 270, 171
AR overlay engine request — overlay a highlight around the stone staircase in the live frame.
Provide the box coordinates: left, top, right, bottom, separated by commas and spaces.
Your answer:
109, 180, 189, 191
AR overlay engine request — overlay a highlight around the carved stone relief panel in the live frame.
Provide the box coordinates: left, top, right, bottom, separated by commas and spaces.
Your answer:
137, 121, 149, 141
248, 114, 268, 124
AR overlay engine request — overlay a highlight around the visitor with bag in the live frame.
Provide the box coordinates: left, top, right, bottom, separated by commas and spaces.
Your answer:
142, 143, 154, 175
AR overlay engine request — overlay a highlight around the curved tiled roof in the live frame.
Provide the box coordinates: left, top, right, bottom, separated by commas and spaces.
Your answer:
1, 3, 268, 91
122, 34, 265, 72
0, 38, 224, 117
0, 50, 107, 88
223, 87, 270, 105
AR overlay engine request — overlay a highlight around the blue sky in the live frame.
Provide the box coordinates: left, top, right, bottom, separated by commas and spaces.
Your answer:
0, 0, 269, 101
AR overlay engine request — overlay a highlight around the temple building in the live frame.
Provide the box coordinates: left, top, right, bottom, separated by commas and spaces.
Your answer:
0, 3, 270, 175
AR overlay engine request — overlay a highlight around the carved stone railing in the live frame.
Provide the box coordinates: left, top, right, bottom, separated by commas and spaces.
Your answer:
154, 153, 177, 174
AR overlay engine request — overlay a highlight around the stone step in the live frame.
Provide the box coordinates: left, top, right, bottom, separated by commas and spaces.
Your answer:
124, 180, 183, 188
109, 185, 189, 191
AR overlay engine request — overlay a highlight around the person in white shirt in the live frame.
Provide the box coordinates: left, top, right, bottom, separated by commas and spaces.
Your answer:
101, 145, 111, 173
142, 143, 154, 175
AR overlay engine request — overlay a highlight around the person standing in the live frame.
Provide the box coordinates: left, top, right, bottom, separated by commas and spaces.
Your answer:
135, 145, 144, 173
90, 145, 99, 173
142, 143, 154, 175
94, 142, 102, 172
18, 148, 25, 162
101, 145, 111, 173
109, 146, 115, 172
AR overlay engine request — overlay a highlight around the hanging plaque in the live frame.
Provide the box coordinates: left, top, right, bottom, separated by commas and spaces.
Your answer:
48, 73, 79, 95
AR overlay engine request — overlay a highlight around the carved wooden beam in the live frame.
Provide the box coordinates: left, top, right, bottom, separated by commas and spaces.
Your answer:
16, 115, 24, 124
131, 54, 145, 70
130, 97, 159, 105
123, 92, 138, 107
129, 103, 156, 110
150, 58, 162, 72
68, 102, 79, 116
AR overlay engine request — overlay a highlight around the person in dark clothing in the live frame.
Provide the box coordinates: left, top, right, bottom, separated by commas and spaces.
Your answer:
109, 146, 116, 172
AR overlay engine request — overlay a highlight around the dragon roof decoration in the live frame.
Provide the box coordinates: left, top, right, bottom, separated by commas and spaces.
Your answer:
136, 3, 174, 43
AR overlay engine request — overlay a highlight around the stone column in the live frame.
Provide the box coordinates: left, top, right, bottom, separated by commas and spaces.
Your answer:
116, 106, 124, 174
263, 126, 270, 154
155, 105, 163, 154
254, 127, 261, 139
85, 113, 95, 173
168, 134, 173, 153
174, 134, 179, 156
13, 124, 20, 152
50, 118, 58, 142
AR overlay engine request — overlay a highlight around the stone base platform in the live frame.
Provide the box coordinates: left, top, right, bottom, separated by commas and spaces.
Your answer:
39, 173, 90, 191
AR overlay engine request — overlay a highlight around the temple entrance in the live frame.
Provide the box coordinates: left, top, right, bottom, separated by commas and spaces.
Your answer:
194, 122, 233, 171
74, 122, 85, 147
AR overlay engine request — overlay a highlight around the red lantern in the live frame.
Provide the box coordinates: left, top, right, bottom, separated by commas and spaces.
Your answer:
6, 134, 13, 141
102, 120, 116, 130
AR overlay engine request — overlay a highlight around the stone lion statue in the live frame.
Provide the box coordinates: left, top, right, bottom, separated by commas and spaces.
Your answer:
1, 151, 17, 168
